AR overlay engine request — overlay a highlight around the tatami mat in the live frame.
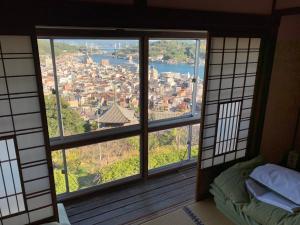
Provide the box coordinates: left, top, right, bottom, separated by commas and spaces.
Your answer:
141, 198, 234, 225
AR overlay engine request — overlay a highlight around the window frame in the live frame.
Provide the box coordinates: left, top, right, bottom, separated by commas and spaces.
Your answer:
37, 28, 207, 199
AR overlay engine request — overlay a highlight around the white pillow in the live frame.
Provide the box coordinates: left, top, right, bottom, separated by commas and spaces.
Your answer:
246, 179, 300, 213
250, 164, 300, 205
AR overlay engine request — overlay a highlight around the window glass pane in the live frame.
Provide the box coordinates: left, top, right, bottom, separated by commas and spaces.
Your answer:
148, 39, 195, 121
191, 124, 200, 158
65, 136, 140, 192
148, 126, 189, 170
51, 150, 67, 195
38, 39, 140, 137
38, 39, 60, 138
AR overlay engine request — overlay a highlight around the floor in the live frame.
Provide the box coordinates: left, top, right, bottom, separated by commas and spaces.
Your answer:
140, 198, 234, 225
64, 166, 197, 225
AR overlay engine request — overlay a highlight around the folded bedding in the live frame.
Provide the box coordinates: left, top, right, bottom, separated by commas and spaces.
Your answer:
250, 164, 300, 205
213, 155, 264, 204
245, 179, 300, 213
242, 198, 288, 225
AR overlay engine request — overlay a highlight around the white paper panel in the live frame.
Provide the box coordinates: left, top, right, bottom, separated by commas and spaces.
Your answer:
232, 88, 243, 98
236, 149, 246, 159
203, 127, 215, 138
204, 114, 217, 125
235, 64, 247, 74
233, 77, 244, 88
250, 38, 261, 49
209, 65, 222, 76
27, 193, 52, 211
7, 139, 16, 159
0, 140, 9, 161
247, 63, 258, 73
223, 52, 235, 63
224, 38, 237, 49
13, 113, 41, 130
205, 104, 218, 115
29, 206, 53, 223
24, 177, 50, 195
22, 164, 49, 181
0, 59, 4, 77
19, 146, 46, 164
207, 90, 219, 101
0, 117, 13, 133
248, 52, 259, 62
11, 97, 40, 114
243, 98, 253, 108
2, 214, 29, 225
0, 198, 10, 216
219, 89, 231, 100
208, 79, 220, 90
245, 76, 256, 86
221, 78, 233, 89
236, 52, 248, 63
0, 100, 10, 116
6, 77, 37, 94
4, 58, 35, 76
211, 38, 224, 49
0, 78, 8, 95
210, 53, 222, 64
225, 152, 236, 162
237, 140, 247, 150
222, 64, 234, 75
241, 108, 252, 118
202, 137, 214, 148
238, 38, 249, 49
2, 161, 15, 195
202, 149, 214, 159
0, 36, 32, 53
16, 132, 44, 149
7, 197, 18, 214
240, 120, 250, 130
213, 155, 224, 165
201, 158, 213, 169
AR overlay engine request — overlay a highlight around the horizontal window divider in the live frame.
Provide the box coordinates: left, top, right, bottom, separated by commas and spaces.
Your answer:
148, 159, 197, 177
58, 174, 142, 202
148, 115, 201, 132
50, 124, 141, 151
37, 27, 207, 39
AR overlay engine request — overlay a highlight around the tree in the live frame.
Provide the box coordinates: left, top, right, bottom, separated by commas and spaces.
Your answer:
44, 95, 85, 137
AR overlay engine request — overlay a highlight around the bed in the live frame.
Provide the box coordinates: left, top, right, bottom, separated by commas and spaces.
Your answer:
209, 156, 300, 225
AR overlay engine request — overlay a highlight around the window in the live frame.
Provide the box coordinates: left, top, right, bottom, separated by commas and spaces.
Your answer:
0, 137, 26, 218
37, 30, 207, 196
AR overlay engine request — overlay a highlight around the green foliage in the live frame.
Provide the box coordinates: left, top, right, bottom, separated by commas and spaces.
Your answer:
150, 40, 196, 64
38, 39, 80, 56
44, 95, 86, 137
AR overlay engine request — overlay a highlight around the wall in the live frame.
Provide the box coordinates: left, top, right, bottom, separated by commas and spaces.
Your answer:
260, 15, 300, 162
148, 0, 273, 14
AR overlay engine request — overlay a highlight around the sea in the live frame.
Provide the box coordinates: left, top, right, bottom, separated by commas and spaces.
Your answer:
89, 54, 205, 80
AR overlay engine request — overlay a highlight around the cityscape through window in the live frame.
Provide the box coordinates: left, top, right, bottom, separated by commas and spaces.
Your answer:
38, 32, 207, 195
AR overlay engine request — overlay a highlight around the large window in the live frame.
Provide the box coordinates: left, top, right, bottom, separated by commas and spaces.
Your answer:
38, 30, 206, 196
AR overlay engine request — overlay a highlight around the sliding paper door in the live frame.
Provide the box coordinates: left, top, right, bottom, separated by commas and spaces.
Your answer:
0, 36, 57, 225
200, 36, 261, 169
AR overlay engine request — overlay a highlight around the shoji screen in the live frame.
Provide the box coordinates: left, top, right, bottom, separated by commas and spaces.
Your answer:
200, 36, 261, 169
0, 36, 57, 224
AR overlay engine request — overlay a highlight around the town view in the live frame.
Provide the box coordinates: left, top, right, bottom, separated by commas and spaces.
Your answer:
38, 39, 206, 194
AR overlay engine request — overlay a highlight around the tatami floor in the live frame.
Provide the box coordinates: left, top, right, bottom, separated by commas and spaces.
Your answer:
137, 198, 234, 225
